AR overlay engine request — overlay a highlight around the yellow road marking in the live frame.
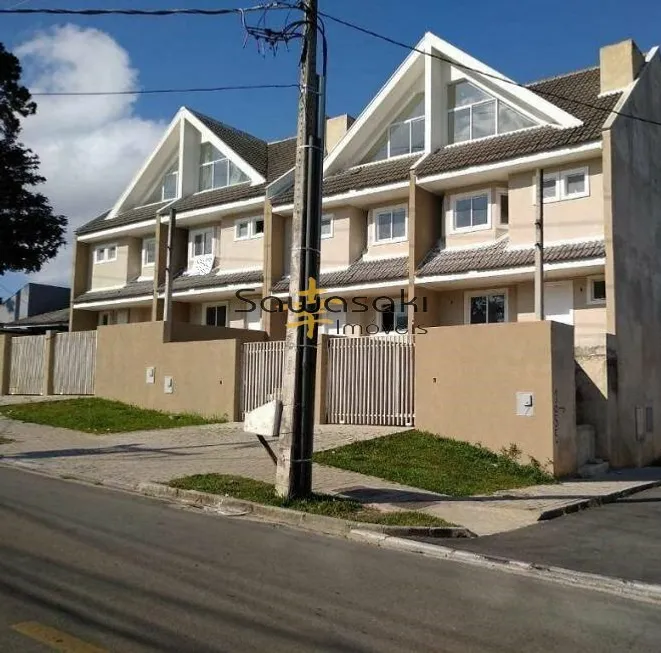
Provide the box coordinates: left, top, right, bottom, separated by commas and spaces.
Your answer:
11, 621, 108, 653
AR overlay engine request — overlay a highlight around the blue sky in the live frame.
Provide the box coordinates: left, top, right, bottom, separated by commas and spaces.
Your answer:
2, 0, 661, 297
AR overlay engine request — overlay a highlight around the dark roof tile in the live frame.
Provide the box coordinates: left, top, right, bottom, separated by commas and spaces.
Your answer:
5, 307, 70, 326
171, 269, 263, 293
416, 237, 605, 277
73, 280, 155, 305
76, 202, 166, 235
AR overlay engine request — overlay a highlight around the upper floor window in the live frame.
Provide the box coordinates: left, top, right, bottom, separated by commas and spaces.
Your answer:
588, 276, 606, 304
235, 217, 264, 241
199, 143, 249, 191
161, 161, 178, 201
374, 206, 407, 244
190, 227, 214, 260
366, 95, 425, 163
93, 244, 117, 264
321, 214, 333, 239
448, 81, 535, 144
538, 167, 590, 203
142, 238, 156, 266
498, 191, 509, 225
453, 192, 490, 232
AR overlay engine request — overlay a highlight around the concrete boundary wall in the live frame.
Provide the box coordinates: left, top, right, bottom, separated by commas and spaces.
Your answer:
415, 321, 577, 476
94, 322, 265, 419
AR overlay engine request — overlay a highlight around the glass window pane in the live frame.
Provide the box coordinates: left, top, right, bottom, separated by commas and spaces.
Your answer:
203, 231, 213, 255
450, 81, 492, 108
543, 176, 557, 200
449, 107, 471, 144
392, 209, 406, 238
237, 222, 249, 239
205, 307, 216, 326
162, 171, 177, 200
500, 194, 509, 224
472, 195, 489, 226
395, 308, 408, 331
472, 100, 496, 139
455, 198, 472, 229
565, 172, 586, 196
592, 279, 606, 301
498, 103, 536, 134
410, 118, 425, 152
381, 308, 395, 332
321, 215, 332, 237
254, 219, 264, 235
212, 159, 229, 189
389, 121, 410, 157
199, 164, 212, 191
200, 143, 213, 164
470, 296, 487, 324
229, 162, 248, 186
376, 213, 392, 241
194, 234, 203, 256
488, 294, 506, 323
107, 246, 116, 259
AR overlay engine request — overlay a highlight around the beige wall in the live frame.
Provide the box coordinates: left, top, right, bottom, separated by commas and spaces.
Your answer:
188, 296, 261, 330
95, 321, 262, 419
443, 183, 508, 248
320, 206, 367, 270
415, 321, 576, 475
89, 238, 135, 290
509, 158, 604, 246
217, 212, 264, 272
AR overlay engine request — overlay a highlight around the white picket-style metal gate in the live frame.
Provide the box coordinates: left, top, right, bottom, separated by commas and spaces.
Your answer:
242, 340, 286, 416
9, 335, 46, 395
326, 335, 415, 426
53, 331, 97, 395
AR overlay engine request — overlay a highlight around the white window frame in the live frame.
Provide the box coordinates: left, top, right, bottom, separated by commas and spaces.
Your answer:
376, 298, 408, 334
372, 205, 408, 245
587, 275, 606, 305
234, 217, 264, 241
202, 301, 229, 327
142, 238, 156, 267
98, 311, 112, 326
464, 289, 509, 325
93, 244, 118, 264
534, 167, 590, 204
189, 228, 214, 261
449, 190, 492, 234
561, 166, 590, 200
321, 213, 334, 239
161, 164, 179, 201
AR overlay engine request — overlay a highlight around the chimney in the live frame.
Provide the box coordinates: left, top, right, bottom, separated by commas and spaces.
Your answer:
600, 39, 645, 94
325, 114, 355, 155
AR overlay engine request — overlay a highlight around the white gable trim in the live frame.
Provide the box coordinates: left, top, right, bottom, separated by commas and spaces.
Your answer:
182, 109, 266, 186
107, 110, 184, 220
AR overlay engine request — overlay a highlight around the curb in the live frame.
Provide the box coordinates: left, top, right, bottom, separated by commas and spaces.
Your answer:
349, 529, 661, 605
0, 460, 474, 539
537, 479, 661, 520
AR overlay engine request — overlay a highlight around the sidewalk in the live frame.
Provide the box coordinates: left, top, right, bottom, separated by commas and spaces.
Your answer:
1, 414, 660, 535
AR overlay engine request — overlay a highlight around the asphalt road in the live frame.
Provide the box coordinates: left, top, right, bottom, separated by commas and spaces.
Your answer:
448, 485, 661, 584
1, 467, 660, 653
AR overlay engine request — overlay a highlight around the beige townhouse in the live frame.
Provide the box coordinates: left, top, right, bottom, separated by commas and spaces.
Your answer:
69, 31, 661, 468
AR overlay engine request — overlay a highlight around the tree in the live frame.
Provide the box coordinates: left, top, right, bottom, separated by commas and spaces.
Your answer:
0, 42, 66, 275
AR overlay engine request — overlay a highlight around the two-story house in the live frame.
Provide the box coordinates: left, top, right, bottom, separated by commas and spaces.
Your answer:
70, 32, 661, 467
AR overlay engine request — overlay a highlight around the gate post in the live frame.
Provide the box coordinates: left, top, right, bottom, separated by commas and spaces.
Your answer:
0, 335, 11, 395
42, 330, 56, 396
315, 334, 329, 425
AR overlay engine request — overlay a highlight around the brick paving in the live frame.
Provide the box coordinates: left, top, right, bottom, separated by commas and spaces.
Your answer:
1, 408, 659, 535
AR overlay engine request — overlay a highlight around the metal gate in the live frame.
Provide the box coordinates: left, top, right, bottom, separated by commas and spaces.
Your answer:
9, 335, 46, 395
53, 331, 97, 395
242, 340, 286, 416
326, 335, 415, 426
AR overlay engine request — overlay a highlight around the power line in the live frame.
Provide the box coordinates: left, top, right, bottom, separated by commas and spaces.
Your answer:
319, 10, 661, 129
31, 83, 300, 97
0, 3, 295, 16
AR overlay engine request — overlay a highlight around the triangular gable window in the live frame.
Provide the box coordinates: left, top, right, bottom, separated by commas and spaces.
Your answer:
161, 161, 179, 200
199, 143, 249, 191
448, 81, 535, 144
364, 93, 425, 163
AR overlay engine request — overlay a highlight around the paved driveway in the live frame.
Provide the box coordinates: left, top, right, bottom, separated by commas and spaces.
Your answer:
450, 485, 661, 584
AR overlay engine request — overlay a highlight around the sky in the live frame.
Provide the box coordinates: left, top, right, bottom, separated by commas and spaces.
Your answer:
2, 0, 661, 298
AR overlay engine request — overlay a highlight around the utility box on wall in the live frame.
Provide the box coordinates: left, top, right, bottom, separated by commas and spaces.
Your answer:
516, 392, 534, 417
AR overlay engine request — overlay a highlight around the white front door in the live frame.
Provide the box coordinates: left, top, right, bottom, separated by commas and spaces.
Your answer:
544, 281, 574, 325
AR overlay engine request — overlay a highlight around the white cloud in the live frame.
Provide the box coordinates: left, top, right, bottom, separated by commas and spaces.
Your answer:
13, 24, 165, 286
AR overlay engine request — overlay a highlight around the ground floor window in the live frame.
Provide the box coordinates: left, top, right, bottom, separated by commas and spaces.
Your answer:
377, 299, 408, 333
588, 276, 606, 304
98, 311, 112, 326
204, 303, 228, 327
465, 290, 507, 324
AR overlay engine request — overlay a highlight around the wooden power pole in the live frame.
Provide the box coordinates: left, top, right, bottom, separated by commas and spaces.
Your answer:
535, 168, 545, 320
276, 0, 323, 499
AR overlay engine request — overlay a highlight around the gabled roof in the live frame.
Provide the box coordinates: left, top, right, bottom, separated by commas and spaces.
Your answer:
77, 201, 169, 235
4, 307, 70, 327
416, 67, 619, 178
416, 237, 605, 277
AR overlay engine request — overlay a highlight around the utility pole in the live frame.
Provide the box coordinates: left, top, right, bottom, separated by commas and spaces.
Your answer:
535, 168, 545, 320
276, 0, 323, 499
163, 208, 176, 341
